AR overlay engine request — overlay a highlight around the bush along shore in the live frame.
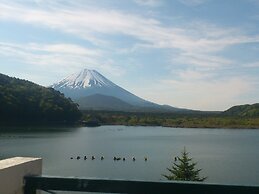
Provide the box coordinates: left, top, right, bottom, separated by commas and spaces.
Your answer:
82, 110, 259, 129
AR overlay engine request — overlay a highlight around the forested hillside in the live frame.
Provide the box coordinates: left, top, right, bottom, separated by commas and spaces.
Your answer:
0, 73, 82, 124
224, 103, 259, 117
82, 110, 259, 129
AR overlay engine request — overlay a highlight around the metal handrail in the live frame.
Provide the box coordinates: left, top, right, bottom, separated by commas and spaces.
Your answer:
24, 175, 259, 194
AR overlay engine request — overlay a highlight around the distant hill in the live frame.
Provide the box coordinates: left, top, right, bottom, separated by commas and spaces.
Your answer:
76, 94, 134, 111
51, 68, 189, 112
0, 73, 81, 124
224, 103, 259, 117
76, 94, 190, 112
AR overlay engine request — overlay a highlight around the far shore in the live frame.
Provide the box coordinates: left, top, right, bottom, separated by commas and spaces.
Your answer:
81, 111, 259, 129
83, 123, 259, 129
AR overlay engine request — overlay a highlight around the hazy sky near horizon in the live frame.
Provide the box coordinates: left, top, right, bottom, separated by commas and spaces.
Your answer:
1, 0, 259, 111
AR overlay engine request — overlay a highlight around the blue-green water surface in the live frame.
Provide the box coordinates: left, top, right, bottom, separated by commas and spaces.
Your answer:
0, 126, 258, 185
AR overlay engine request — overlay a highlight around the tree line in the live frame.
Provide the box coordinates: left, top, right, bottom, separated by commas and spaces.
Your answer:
82, 110, 259, 129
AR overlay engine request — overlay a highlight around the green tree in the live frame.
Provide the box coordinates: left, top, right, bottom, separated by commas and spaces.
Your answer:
0, 73, 82, 124
163, 147, 206, 182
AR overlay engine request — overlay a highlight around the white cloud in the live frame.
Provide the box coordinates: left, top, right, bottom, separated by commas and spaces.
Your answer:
0, 2, 257, 73
178, 69, 213, 80
0, 41, 124, 85
0, 1, 258, 53
138, 77, 253, 111
0, 42, 99, 66
243, 62, 259, 68
28, 43, 100, 56
178, 0, 208, 6
173, 53, 233, 69
134, 0, 163, 7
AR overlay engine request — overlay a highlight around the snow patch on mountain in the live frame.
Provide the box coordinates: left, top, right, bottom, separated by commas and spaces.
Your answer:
52, 69, 116, 89
51, 68, 182, 112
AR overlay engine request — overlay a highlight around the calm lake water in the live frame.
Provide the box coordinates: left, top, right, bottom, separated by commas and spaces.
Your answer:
0, 126, 259, 186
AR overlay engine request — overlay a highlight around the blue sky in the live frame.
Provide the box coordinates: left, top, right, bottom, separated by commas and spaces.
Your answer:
0, 0, 259, 111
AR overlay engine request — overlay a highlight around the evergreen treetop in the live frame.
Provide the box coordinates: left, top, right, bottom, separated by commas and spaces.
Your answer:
163, 147, 207, 182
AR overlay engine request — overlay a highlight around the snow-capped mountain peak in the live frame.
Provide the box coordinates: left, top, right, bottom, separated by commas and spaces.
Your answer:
51, 68, 181, 111
52, 69, 116, 89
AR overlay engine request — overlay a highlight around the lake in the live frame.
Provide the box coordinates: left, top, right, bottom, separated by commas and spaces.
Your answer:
0, 126, 258, 186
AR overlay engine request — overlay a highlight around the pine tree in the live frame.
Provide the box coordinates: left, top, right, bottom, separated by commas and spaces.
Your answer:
163, 147, 206, 182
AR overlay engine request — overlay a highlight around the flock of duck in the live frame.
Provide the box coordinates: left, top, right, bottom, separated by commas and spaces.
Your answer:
70, 156, 148, 161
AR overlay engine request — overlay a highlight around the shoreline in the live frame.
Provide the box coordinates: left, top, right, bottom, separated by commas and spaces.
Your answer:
89, 123, 259, 129
82, 111, 259, 129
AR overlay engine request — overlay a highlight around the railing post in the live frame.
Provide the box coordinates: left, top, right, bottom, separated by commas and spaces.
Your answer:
23, 179, 37, 194
0, 157, 42, 194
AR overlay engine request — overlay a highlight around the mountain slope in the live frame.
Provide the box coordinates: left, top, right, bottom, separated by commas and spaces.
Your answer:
52, 69, 116, 89
75, 94, 135, 111
0, 73, 81, 123
224, 103, 259, 117
52, 69, 165, 109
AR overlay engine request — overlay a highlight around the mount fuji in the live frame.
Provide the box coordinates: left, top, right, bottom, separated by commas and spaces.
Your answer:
51, 69, 180, 112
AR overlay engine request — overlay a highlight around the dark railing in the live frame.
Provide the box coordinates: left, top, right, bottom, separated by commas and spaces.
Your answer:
24, 175, 259, 194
